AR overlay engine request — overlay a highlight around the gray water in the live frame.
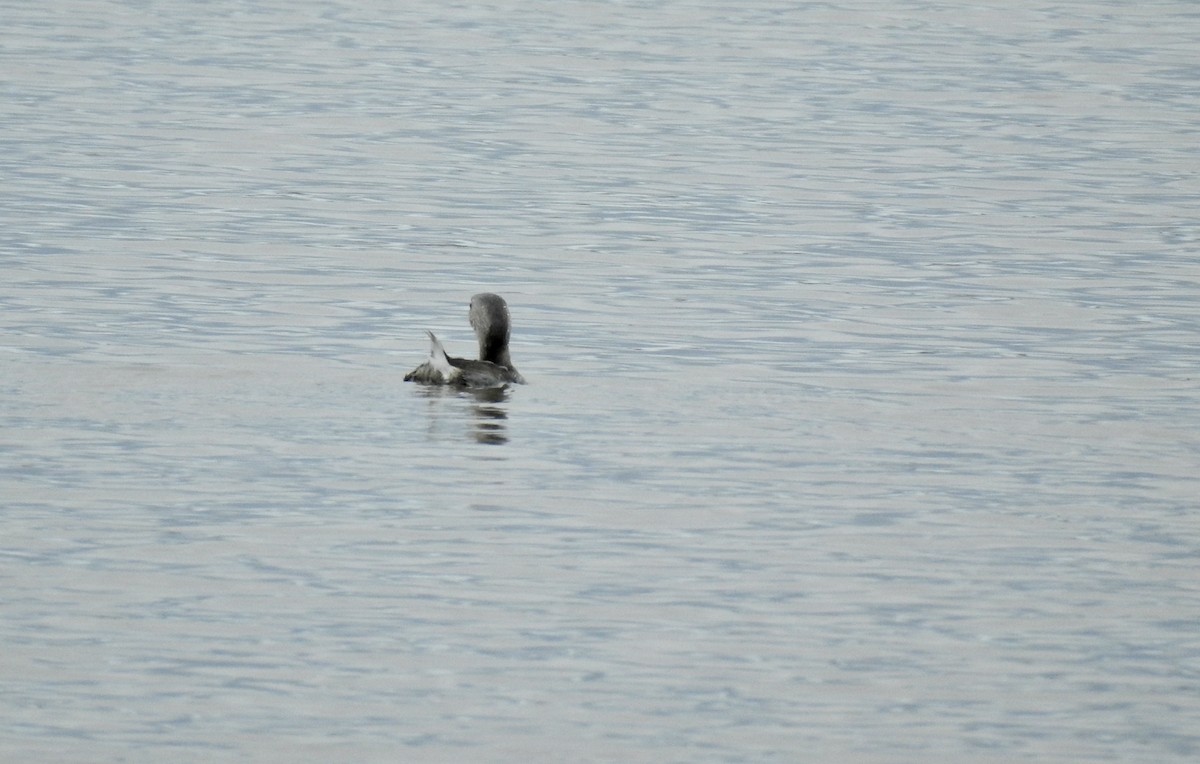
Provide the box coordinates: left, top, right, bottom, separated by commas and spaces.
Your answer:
3, 0, 1199, 761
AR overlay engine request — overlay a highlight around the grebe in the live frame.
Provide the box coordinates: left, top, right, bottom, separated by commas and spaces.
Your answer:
404, 293, 525, 387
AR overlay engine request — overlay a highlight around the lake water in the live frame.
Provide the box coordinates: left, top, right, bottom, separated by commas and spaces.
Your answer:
3, 0, 1199, 761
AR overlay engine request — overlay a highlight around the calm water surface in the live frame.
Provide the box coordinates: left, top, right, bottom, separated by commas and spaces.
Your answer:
3, 1, 1199, 761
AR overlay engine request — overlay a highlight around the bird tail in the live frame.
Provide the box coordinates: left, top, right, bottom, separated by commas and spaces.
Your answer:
426, 331, 455, 380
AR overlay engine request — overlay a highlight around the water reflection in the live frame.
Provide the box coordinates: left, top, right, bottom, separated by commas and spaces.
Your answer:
467, 386, 510, 445
411, 384, 511, 445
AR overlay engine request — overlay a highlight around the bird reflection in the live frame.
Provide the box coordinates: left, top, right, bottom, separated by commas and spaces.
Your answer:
413, 384, 510, 445
468, 385, 509, 444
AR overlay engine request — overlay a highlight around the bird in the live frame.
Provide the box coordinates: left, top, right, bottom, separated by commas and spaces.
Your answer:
404, 293, 525, 387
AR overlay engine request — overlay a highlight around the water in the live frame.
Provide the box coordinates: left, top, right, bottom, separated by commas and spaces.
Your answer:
3, 0, 1199, 761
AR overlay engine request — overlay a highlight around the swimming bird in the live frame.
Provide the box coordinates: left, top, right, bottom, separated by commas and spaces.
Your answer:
404, 293, 525, 387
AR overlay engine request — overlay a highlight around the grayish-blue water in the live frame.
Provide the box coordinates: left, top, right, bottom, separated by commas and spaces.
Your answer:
3, 1, 1199, 761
